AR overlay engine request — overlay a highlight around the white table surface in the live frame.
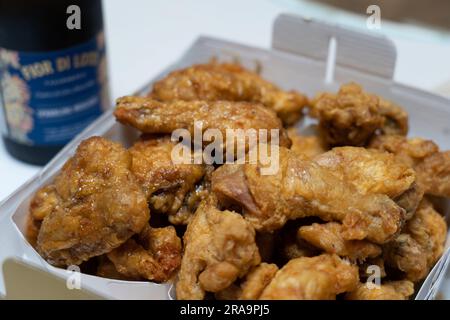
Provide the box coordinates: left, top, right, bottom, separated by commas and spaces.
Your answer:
1, 0, 450, 202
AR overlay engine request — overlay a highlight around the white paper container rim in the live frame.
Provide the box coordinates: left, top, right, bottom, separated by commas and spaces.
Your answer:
1, 17, 450, 300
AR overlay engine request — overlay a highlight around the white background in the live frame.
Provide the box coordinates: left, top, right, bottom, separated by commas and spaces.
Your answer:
1, 0, 450, 202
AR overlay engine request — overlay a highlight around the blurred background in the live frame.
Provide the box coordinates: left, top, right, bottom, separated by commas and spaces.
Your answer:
1, 0, 449, 201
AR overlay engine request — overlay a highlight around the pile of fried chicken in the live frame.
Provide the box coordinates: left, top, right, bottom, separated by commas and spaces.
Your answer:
27, 61, 449, 300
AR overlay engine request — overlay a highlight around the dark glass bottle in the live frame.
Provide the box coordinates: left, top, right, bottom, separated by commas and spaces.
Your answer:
0, 0, 108, 165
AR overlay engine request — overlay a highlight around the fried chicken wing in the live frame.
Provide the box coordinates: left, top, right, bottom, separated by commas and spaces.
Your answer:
310, 83, 408, 146
114, 96, 291, 149
150, 62, 308, 125
383, 199, 447, 282
298, 222, 382, 261
313, 146, 420, 218
107, 225, 181, 282
212, 146, 405, 243
35, 137, 149, 266
260, 254, 359, 300
370, 135, 450, 197
176, 198, 261, 300
345, 281, 414, 300
129, 136, 206, 224
314, 147, 416, 198
288, 128, 327, 159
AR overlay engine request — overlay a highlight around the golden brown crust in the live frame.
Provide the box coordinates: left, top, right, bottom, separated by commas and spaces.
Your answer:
212, 146, 405, 243
129, 136, 206, 224
107, 225, 182, 282
176, 198, 261, 300
260, 254, 359, 300
311, 83, 390, 146
35, 137, 149, 267
150, 62, 308, 125
114, 96, 291, 148
298, 222, 382, 261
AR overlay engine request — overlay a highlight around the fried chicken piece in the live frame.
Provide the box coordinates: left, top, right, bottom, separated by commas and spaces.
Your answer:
150, 62, 308, 125
313, 146, 420, 218
216, 263, 279, 300
114, 96, 291, 150
27, 185, 60, 247
378, 99, 409, 136
345, 281, 414, 300
288, 128, 327, 159
212, 146, 405, 243
96, 256, 137, 281
240, 263, 279, 300
129, 136, 206, 224
35, 137, 149, 267
370, 135, 450, 197
416, 151, 450, 198
260, 254, 359, 300
370, 135, 438, 167
310, 83, 407, 146
314, 147, 416, 198
404, 199, 447, 270
383, 199, 447, 282
383, 234, 428, 282
176, 198, 261, 300
107, 225, 181, 282
298, 222, 382, 261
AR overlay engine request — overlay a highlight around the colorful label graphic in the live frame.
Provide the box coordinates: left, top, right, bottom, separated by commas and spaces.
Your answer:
0, 32, 108, 145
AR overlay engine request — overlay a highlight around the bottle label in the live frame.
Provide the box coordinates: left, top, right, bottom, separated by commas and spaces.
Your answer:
0, 32, 109, 146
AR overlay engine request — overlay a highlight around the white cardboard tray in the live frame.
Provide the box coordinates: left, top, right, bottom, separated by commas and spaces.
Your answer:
0, 14, 449, 300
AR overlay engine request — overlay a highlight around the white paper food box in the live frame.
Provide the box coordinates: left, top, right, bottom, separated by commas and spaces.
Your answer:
0, 14, 449, 300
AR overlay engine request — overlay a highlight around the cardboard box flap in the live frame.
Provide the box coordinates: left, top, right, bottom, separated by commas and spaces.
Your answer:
272, 14, 397, 80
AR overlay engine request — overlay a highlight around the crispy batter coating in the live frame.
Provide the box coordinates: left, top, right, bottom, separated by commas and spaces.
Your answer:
35, 137, 149, 266
314, 147, 416, 198
107, 225, 181, 282
96, 256, 136, 281
370, 135, 438, 167
378, 98, 409, 136
114, 96, 291, 149
212, 146, 405, 243
404, 199, 447, 270
345, 281, 414, 300
150, 62, 308, 125
298, 222, 382, 261
216, 263, 279, 300
239, 263, 279, 300
370, 135, 450, 197
383, 199, 447, 282
416, 151, 450, 198
288, 128, 327, 159
27, 185, 59, 247
313, 146, 420, 218
383, 233, 428, 282
260, 254, 359, 300
310, 83, 407, 146
176, 198, 261, 300
129, 136, 205, 224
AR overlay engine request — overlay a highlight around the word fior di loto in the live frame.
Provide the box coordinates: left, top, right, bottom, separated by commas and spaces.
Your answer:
20, 51, 98, 81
